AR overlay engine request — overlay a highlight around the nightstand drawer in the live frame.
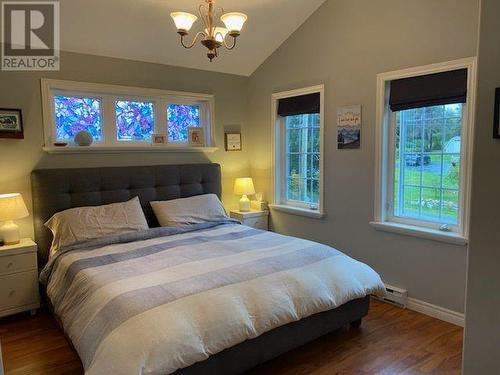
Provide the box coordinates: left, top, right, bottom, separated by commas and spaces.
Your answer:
0, 252, 37, 276
244, 216, 268, 230
0, 271, 39, 312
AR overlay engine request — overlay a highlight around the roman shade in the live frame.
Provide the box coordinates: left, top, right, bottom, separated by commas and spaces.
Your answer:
278, 93, 320, 117
389, 69, 468, 111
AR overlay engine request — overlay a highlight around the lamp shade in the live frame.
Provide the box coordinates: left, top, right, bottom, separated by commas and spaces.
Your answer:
205, 27, 228, 42
221, 12, 247, 33
234, 177, 255, 196
170, 12, 198, 32
0, 193, 29, 222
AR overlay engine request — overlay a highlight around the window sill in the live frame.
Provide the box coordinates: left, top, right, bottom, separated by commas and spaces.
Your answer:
270, 204, 325, 219
43, 146, 219, 154
369, 221, 468, 246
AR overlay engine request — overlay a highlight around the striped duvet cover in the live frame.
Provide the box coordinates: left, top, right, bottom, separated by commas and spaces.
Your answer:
41, 222, 385, 375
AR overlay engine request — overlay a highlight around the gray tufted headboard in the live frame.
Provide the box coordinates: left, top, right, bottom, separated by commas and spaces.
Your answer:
31, 163, 221, 267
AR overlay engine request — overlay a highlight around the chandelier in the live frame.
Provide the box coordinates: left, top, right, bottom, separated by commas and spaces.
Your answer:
170, 0, 248, 62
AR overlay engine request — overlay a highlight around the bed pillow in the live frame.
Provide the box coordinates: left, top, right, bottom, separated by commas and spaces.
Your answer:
151, 194, 228, 227
45, 196, 148, 257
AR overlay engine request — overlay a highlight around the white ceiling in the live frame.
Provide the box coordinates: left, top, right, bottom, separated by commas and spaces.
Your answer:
60, 0, 326, 76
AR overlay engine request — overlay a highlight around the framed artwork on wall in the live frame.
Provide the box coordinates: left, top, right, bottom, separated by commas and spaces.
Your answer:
494, 88, 500, 139
337, 105, 361, 149
0, 108, 23, 139
225, 133, 242, 151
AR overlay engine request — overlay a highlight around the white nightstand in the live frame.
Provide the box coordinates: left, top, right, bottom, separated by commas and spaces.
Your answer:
0, 239, 39, 318
230, 210, 269, 230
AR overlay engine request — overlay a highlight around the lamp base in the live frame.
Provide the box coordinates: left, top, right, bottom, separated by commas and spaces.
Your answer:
0, 220, 20, 245
239, 194, 251, 212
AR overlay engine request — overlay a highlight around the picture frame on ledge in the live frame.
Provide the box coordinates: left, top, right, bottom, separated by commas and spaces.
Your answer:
494, 88, 500, 139
188, 127, 205, 147
152, 134, 166, 145
0, 108, 23, 139
225, 132, 242, 151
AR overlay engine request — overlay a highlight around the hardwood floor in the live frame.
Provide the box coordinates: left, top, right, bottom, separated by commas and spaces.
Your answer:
0, 299, 463, 375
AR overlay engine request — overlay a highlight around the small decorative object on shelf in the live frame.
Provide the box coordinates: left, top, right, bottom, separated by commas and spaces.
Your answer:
234, 177, 255, 212
225, 132, 242, 151
53, 142, 68, 147
188, 127, 205, 146
0, 108, 23, 139
74, 130, 93, 146
152, 134, 166, 145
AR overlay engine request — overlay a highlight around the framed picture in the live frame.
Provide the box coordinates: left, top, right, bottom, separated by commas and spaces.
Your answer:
152, 134, 166, 145
225, 133, 242, 151
494, 88, 500, 139
337, 105, 361, 149
188, 127, 205, 146
0, 108, 23, 139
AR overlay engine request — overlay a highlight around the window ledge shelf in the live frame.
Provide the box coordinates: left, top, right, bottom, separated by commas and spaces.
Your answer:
270, 204, 325, 219
369, 221, 468, 246
43, 146, 219, 154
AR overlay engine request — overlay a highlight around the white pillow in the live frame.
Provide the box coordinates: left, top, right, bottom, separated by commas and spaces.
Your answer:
151, 194, 228, 227
45, 197, 148, 257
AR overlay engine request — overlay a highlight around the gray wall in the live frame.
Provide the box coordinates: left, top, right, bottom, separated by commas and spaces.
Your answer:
247, 0, 480, 313
463, 0, 500, 372
0, 50, 250, 239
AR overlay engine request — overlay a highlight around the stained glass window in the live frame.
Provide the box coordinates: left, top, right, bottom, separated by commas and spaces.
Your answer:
115, 100, 155, 141
54, 96, 102, 141
167, 104, 200, 142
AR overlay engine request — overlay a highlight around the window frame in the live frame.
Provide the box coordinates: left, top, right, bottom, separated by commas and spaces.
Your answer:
372, 58, 477, 244
41, 79, 216, 152
271, 85, 325, 219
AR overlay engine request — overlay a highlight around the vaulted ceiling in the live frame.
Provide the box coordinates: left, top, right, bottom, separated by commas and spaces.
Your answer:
60, 0, 326, 76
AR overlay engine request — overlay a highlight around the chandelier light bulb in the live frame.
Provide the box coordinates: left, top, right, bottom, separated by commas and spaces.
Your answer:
205, 27, 229, 43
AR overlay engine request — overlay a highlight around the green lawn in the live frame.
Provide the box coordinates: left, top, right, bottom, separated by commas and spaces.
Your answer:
394, 154, 460, 223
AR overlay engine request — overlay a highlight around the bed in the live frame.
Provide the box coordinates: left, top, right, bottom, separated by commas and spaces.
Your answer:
31, 163, 385, 375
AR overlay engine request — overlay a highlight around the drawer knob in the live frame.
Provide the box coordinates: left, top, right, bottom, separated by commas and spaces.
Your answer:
9, 290, 15, 297
7, 262, 14, 268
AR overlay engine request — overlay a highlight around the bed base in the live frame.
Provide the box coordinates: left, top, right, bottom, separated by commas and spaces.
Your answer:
175, 296, 370, 375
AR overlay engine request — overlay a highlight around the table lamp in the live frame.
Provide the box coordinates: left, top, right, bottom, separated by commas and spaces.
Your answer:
234, 177, 255, 212
0, 193, 29, 245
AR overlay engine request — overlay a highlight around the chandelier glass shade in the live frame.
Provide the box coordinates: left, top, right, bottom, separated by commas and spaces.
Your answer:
170, 0, 248, 62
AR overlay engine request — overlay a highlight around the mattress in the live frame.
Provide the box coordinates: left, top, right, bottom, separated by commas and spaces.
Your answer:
40, 222, 385, 375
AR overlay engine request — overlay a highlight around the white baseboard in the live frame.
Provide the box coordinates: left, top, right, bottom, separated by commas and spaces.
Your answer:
406, 297, 465, 327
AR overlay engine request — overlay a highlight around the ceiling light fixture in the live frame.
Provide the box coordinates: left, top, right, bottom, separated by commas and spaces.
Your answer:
170, 0, 248, 62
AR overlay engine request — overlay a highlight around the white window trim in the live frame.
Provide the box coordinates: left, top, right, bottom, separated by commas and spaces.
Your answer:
270, 85, 325, 219
371, 57, 477, 245
41, 79, 217, 153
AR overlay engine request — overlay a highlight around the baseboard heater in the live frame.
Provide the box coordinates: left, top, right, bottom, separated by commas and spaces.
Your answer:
373, 284, 408, 308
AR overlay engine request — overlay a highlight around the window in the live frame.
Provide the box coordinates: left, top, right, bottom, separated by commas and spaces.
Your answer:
115, 100, 155, 142
272, 85, 324, 218
54, 95, 102, 142
41, 79, 214, 151
167, 104, 200, 142
392, 104, 462, 225
374, 59, 476, 243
